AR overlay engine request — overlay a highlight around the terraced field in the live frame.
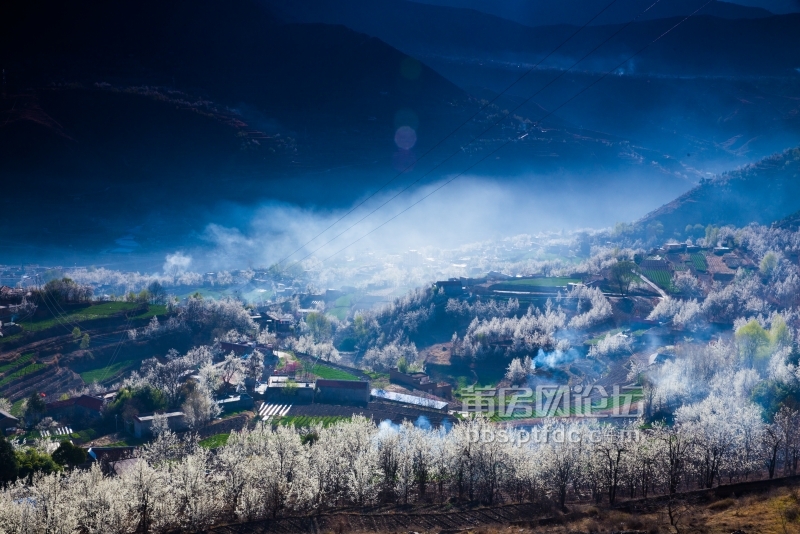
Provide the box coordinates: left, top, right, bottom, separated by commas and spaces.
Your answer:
79, 358, 139, 384
642, 269, 673, 290
327, 293, 354, 321
0, 362, 47, 388
16, 302, 166, 334
305, 364, 359, 381
691, 253, 708, 272
0, 352, 34, 375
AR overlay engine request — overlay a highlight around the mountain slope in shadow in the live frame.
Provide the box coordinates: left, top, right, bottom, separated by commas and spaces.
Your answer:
638, 147, 800, 236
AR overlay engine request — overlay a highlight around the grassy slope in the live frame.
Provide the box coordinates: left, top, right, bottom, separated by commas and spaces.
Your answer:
305, 363, 359, 381
19, 302, 145, 332
79, 359, 140, 384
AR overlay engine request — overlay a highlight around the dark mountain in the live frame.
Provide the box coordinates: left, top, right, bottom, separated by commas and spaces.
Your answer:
0, 0, 474, 256
266, 0, 800, 77
0, 0, 700, 264
265, 0, 800, 173
637, 147, 800, 236
426, 60, 800, 169
1, 1, 465, 132
410, 0, 773, 27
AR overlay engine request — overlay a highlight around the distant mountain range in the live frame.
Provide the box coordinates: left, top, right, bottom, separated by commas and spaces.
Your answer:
265, 0, 800, 76
409, 0, 775, 27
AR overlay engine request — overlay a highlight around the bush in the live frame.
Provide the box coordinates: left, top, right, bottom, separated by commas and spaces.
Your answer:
15, 449, 60, 483
52, 440, 87, 467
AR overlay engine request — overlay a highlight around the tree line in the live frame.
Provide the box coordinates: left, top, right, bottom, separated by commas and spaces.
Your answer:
2, 408, 800, 533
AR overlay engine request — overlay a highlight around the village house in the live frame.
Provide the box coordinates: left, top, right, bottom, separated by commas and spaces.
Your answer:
663, 243, 684, 253
436, 279, 464, 297
266, 313, 294, 334
133, 411, 188, 438
215, 394, 254, 413
0, 409, 19, 433
45, 394, 106, 422
389, 368, 453, 399
86, 446, 137, 475
263, 376, 314, 403
315, 379, 370, 405
705, 254, 736, 282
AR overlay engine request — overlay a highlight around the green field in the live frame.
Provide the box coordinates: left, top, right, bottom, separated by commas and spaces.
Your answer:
10, 398, 25, 416
304, 363, 359, 381
19, 302, 147, 332
277, 415, 350, 428
133, 304, 168, 320
0, 332, 22, 344
327, 307, 349, 321
79, 359, 139, 384
199, 433, 230, 449
503, 277, 581, 287
0, 353, 34, 375
642, 270, 673, 290
0, 363, 47, 388
326, 293, 354, 321
691, 254, 708, 272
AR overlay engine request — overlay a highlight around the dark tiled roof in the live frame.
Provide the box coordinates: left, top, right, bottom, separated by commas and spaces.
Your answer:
0, 409, 19, 423
45, 395, 104, 412
88, 446, 136, 462
45, 399, 75, 410
75, 395, 104, 411
316, 379, 369, 390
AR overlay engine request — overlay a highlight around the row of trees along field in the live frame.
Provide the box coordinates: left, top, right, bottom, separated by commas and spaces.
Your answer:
2, 407, 800, 532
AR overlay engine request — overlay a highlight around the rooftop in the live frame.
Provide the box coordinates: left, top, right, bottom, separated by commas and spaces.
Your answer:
371, 389, 449, 410
316, 379, 369, 390
134, 411, 184, 422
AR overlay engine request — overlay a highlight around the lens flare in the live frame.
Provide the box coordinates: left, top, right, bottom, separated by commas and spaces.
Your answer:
394, 126, 417, 150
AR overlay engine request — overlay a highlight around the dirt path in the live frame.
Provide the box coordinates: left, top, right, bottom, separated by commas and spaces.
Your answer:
637, 271, 668, 299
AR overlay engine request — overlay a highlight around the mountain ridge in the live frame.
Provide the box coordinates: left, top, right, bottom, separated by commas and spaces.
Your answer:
409, 0, 775, 27
264, 0, 800, 77
637, 147, 800, 235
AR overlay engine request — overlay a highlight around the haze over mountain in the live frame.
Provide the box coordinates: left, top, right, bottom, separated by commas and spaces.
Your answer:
266, 0, 800, 170
2, 0, 800, 270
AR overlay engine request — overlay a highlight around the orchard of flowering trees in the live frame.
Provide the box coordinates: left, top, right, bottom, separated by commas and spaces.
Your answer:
451, 300, 570, 361
3, 411, 800, 533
